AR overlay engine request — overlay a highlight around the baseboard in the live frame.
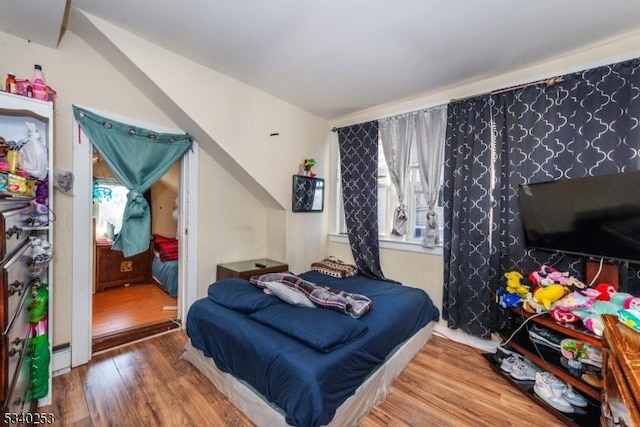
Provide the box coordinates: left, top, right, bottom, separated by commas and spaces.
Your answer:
433, 323, 501, 353
92, 319, 180, 353
52, 346, 71, 376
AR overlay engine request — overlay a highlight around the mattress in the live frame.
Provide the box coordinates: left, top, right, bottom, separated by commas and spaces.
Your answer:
151, 253, 178, 297
181, 321, 435, 426
185, 271, 440, 427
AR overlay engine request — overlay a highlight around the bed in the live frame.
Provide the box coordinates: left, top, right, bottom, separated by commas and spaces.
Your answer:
151, 253, 178, 297
151, 234, 179, 298
183, 270, 440, 427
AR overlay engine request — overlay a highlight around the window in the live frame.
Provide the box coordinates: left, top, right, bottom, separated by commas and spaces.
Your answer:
93, 183, 128, 239
337, 135, 444, 246
409, 166, 444, 242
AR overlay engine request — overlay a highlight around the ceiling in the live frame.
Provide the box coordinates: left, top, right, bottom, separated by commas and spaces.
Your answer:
4, 1, 640, 119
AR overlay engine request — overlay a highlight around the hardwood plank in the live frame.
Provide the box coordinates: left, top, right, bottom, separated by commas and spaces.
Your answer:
168, 370, 252, 427
41, 330, 570, 427
47, 368, 92, 426
78, 355, 144, 426
119, 370, 195, 427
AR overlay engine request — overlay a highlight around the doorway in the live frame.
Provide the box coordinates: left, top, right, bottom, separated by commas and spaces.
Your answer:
71, 107, 199, 366
91, 154, 181, 352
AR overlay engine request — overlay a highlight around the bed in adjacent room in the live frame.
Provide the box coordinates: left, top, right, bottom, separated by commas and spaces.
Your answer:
151, 234, 179, 298
182, 269, 440, 427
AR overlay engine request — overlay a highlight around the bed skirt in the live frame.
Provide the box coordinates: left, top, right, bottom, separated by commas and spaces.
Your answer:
180, 321, 435, 427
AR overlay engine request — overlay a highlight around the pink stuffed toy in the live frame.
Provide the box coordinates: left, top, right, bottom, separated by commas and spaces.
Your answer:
625, 296, 640, 310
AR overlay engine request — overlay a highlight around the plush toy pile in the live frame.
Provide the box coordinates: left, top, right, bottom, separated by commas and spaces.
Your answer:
495, 264, 640, 336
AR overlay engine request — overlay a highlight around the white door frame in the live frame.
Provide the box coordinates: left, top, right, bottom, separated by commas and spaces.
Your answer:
71, 107, 198, 367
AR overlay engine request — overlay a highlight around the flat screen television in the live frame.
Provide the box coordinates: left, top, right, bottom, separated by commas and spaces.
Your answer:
518, 170, 640, 264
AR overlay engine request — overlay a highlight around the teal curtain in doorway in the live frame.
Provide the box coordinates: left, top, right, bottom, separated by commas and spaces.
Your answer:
73, 106, 192, 257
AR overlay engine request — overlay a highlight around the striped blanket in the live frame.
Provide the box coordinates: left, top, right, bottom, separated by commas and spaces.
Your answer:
250, 272, 372, 318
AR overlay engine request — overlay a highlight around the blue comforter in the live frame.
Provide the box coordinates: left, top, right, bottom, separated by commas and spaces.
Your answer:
152, 255, 178, 297
186, 271, 439, 427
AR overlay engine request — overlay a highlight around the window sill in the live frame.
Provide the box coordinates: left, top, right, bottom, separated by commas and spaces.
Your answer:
328, 234, 443, 256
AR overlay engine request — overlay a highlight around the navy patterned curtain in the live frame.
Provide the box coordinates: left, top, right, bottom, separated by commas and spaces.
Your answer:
338, 122, 387, 280
443, 96, 499, 339
444, 57, 640, 339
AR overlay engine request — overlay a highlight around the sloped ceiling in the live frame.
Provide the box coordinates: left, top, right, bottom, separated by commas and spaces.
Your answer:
0, 0, 67, 48
3, 1, 640, 119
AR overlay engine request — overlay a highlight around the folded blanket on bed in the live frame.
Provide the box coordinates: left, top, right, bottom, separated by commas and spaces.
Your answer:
310, 256, 358, 278
250, 272, 372, 318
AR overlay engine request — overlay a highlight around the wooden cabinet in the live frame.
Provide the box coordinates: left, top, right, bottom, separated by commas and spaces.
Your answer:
0, 203, 32, 411
0, 92, 54, 416
216, 259, 289, 281
95, 243, 152, 291
601, 314, 640, 427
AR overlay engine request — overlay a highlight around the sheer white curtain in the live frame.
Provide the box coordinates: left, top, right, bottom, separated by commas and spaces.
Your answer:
415, 105, 446, 247
379, 113, 415, 236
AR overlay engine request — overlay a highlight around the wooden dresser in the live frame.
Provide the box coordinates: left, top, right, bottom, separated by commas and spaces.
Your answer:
601, 314, 640, 426
0, 201, 35, 416
94, 242, 152, 291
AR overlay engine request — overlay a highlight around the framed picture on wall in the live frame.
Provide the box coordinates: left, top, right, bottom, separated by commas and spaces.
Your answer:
292, 175, 324, 212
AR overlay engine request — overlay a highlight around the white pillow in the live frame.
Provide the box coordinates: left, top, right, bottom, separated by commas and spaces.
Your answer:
264, 281, 315, 308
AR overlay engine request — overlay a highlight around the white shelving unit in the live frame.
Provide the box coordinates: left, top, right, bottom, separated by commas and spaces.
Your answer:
0, 91, 54, 409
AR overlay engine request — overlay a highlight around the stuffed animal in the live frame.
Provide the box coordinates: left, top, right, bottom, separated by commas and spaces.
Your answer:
523, 292, 546, 314
496, 288, 523, 308
550, 307, 580, 323
504, 271, 529, 297
534, 284, 569, 310
529, 265, 556, 286
625, 296, 640, 310
546, 271, 569, 285
565, 275, 587, 291
619, 309, 640, 333
594, 283, 616, 301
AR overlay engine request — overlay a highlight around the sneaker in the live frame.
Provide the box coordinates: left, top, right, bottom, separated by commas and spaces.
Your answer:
560, 338, 602, 368
534, 372, 575, 413
538, 370, 589, 407
500, 355, 521, 373
510, 360, 541, 381
581, 373, 603, 389
559, 384, 588, 407
528, 324, 562, 351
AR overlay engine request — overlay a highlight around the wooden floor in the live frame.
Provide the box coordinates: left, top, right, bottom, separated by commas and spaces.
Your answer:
92, 283, 177, 337
41, 330, 567, 427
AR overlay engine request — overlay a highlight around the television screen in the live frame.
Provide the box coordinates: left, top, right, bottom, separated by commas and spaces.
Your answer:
518, 170, 640, 264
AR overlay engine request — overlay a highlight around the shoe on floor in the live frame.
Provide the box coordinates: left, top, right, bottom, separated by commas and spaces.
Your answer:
581, 373, 603, 389
528, 324, 562, 351
560, 338, 602, 368
533, 372, 575, 413
510, 360, 540, 381
559, 383, 588, 407
500, 355, 521, 373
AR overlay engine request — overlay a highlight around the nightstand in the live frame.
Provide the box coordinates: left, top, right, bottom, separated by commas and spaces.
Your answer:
216, 259, 289, 280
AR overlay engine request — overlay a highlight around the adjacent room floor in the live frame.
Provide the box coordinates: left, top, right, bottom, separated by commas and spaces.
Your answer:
92, 283, 178, 352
